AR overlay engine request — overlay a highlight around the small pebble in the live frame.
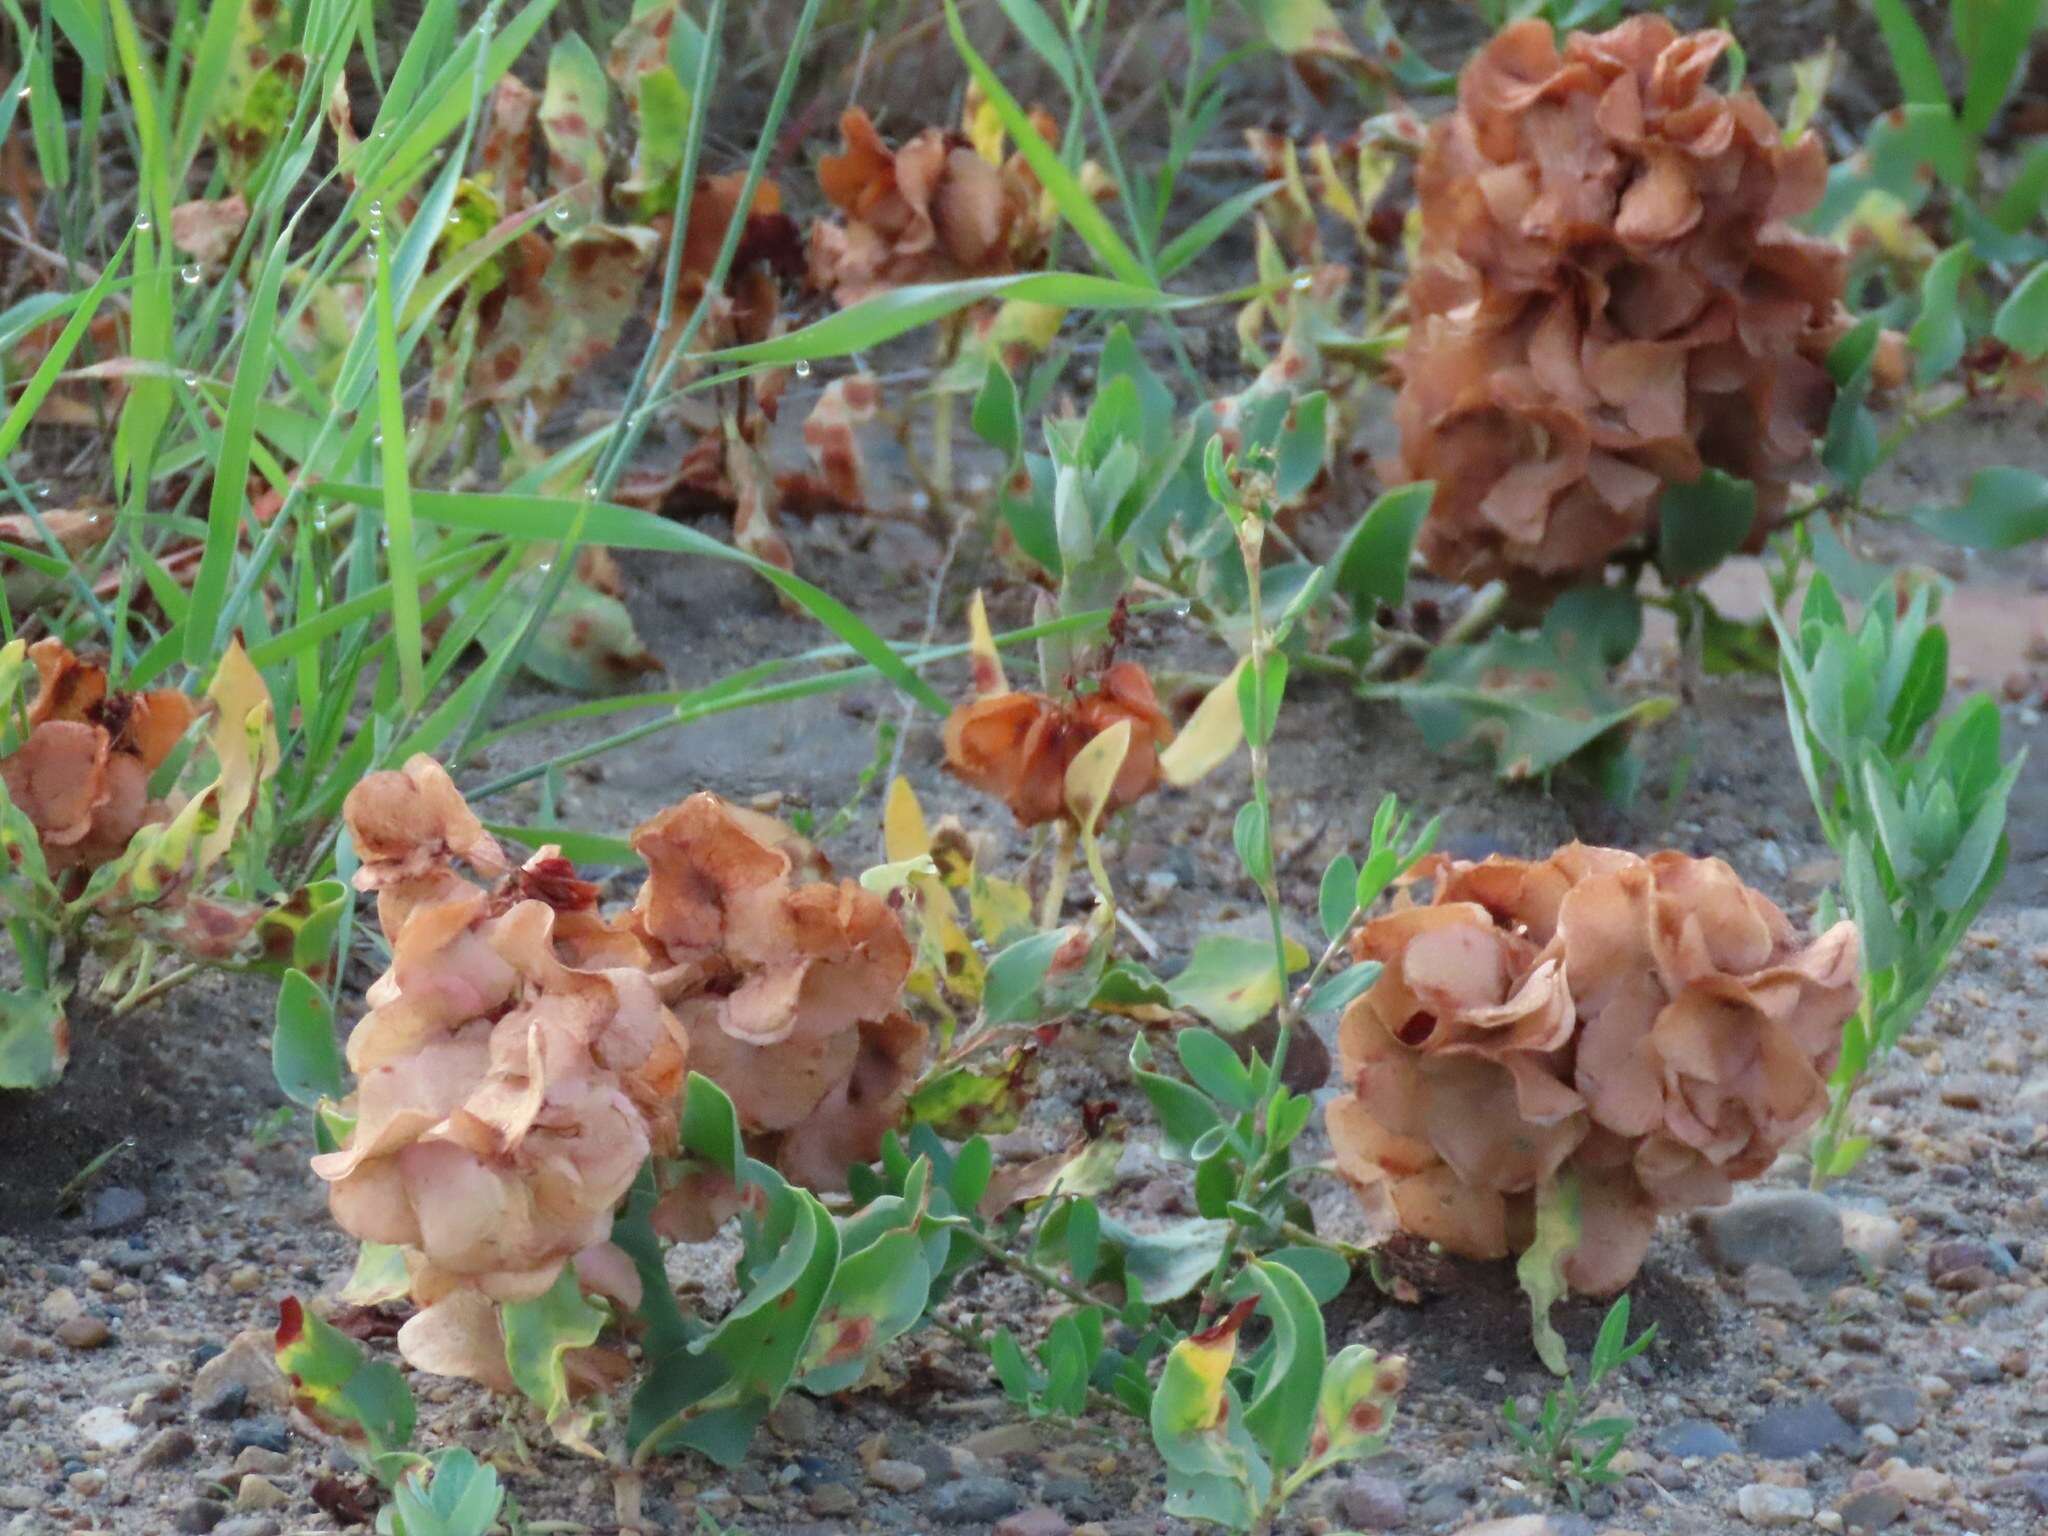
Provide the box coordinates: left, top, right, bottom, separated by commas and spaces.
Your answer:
867, 1459, 927, 1494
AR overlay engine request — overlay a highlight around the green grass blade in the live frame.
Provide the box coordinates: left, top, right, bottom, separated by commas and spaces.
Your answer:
942, 0, 1153, 289
711, 273, 1182, 367
372, 221, 423, 710
0, 235, 131, 460
318, 485, 951, 714
166, 0, 244, 180
182, 225, 291, 666
1870, 0, 1950, 109
1158, 182, 1279, 280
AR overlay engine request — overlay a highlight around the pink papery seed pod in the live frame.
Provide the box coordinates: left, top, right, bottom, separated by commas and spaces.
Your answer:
1394, 15, 1858, 595
1329, 842, 1860, 1294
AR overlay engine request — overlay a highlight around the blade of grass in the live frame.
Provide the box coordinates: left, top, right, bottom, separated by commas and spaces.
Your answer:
318, 485, 950, 714
371, 228, 423, 710
182, 224, 291, 666
942, 0, 1152, 289
711, 272, 1184, 367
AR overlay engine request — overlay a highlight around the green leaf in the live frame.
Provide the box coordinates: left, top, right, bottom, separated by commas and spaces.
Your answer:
1956, 0, 2040, 135
1066, 1200, 1102, 1287
390, 1447, 503, 1536
1264, 1246, 1349, 1306
1366, 627, 1671, 802
984, 929, 1068, 1024
1233, 801, 1273, 887
274, 1298, 416, 1454
1303, 959, 1381, 1017
1235, 652, 1286, 747
1318, 854, 1359, 943
338, 1243, 412, 1307
1656, 470, 1756, 585
1333, 483, 1433, 610
1842, 833, 1901, 973
1908, 243, 1975, 385
629, 1169, 839, 1466
1150, 1297, 1270, 1529
501, 1266, 607, 1423
471, 563, 659, 695
1105, 1211, 1232, 1303
798, 1219, 933, 1394
1993, 263, 2048, 361
1517, 1174, 1581, 1376
1166, 934, 1307, 1033
271, 969, 342, 1109
1236, 1258, 1327, 1471
1177, 1028, 1258, 1115
1130, 1037, 1225, 1161
1870, 0, 1950, 110
1309, 1344, 1404, 1467
972, 359, 1022, 461
0, 988, 67, 1091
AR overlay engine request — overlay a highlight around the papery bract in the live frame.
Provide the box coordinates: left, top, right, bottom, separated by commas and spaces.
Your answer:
627, 792, 923, 1191
942, 661, 1174, 829
1328, 842, 1859, 1292
0, 639, 197, 872
1394, 16, 1867, 591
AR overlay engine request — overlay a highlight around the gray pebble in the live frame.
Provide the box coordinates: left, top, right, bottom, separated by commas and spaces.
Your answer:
1743, 1398, 1858, 1459
1697, 1191, 1844, 1275
931, 1476, 1024, 1524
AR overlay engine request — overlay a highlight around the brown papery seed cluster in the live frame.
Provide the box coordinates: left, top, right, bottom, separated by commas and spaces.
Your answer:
316, 760, 922, 1389
625, 792, 925, 1198
1327, 843, 1860, 1293
942, 660, 1174, 829
0, 639, 197, 873
809, 107, 1053, 305
1396, 17, 1863, 591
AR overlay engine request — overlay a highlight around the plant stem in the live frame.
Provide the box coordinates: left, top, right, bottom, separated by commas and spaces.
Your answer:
1040, 820, 1078, 928
953, 1222, 1101, 1311
1199, 492, 1293, 1317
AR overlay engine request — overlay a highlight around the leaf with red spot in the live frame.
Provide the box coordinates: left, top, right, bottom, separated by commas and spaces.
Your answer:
539, 33, 611, 225
796, 1160, 936, 1394
469, 224, 658, 420
801, 374, 884, 510
472, 557, 661, 696
208, 0, 305, 188
273, 1297, 415, 1455
1149, 1295, 1269, 1528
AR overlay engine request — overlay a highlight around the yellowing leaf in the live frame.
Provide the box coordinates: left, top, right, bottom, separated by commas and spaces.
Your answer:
1517, 1173, 1581, 1377
1160, 659, 1248, 786
965, 86, 1006, 165
968, 866, 1034, 947
1308, 139, 1357, 226
884, 775, 932, 862
1064, 718, 1131, 837
198, 639, 279, 874
967, 589, 1006, 695
1156, 1297, 1253, 1435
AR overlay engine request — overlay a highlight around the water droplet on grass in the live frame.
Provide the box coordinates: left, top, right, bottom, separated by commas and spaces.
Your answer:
794, 359, 812, 378
180, 264, 201, 284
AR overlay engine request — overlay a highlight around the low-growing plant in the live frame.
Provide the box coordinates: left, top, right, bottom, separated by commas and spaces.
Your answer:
1772, 572, 2024, 1183
1501, 1294, 1657, 1509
